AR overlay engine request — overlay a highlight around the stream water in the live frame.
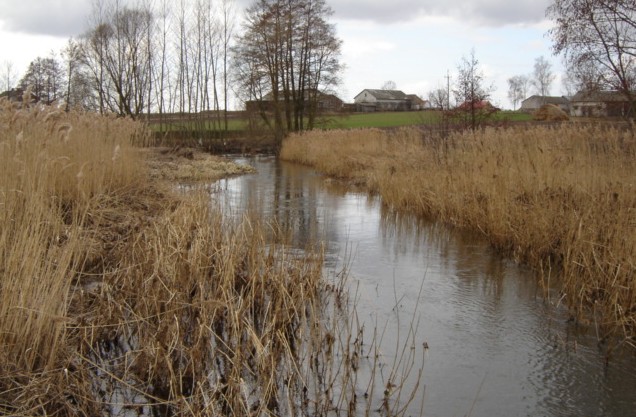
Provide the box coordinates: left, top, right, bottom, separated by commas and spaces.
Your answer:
212, 155, 636, 417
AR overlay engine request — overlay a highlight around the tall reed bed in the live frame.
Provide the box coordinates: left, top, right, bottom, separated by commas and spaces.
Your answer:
1, 100, 422, 415
281, 125, 636, 346
0, 99, 145, 375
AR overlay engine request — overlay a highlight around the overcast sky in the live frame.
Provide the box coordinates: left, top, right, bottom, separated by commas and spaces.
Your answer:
0, 0, 563, 109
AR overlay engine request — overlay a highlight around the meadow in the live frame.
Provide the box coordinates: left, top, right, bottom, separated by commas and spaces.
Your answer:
0, 99, 423, 415
281, 125, 636, 348
147, 109, 534, 133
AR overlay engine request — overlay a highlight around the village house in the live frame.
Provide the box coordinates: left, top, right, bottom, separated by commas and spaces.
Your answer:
520, 95, 570, 113
406, 94, 430, 110
354, 89, 414, 112
456, 100, 498, 112
569, 90, 633, 117
245, 90, 343, 113
0, 87, 40, 104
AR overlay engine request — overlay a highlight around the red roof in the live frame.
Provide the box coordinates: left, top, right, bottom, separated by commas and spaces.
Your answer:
457, 100, 493, 110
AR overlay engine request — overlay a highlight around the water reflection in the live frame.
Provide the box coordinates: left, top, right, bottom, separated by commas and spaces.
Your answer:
213, 155, 636, 417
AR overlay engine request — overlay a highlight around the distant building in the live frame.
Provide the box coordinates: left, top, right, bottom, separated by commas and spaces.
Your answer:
353, 89, 411, 112
456, 100, 497, 111
246, 90, 343, 113
520, 95, 570, 113
569, 90, 633, 117
406, 94, 429, 110
0, 88, 39, 104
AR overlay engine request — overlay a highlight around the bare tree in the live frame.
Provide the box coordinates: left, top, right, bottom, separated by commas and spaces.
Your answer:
151, 0, 172, 128
452, 49, 493, 131
531, 56, 555, 97
562, 58, 603, 96
82, 0, 155, 118
233, 0, 342, 146
507, 74, 529, 109
381, 80, 397, 90
428, 87, 448, 110
61, 38, 83, 111
19, 55, 65, 104
1, 61, 16, 92
221, 0, 236, 132
547, 0, 636, 114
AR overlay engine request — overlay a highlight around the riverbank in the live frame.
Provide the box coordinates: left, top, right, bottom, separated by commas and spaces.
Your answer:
280, 125, 636, 347
0, 103, 390, 415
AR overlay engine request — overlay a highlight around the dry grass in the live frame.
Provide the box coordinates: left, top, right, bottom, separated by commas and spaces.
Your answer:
281, 125, 636, 346
0, 100, 422, 416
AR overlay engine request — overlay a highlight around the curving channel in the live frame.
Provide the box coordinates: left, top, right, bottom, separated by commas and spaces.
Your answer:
212, 155, 636, 417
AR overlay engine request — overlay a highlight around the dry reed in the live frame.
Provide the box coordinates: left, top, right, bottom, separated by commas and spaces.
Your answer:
1, 99, 422, 416
281, 125, 636, 347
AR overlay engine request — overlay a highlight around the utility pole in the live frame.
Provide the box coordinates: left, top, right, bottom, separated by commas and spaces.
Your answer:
445, 70, 451, 110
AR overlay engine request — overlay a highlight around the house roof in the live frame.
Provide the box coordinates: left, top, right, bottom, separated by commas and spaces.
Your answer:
261, 89, 341, 102
0, 88, 39, 103
571, 90, 630, 103
355, 89, 408, 101
406, 94, 426, 105
522, 95, 569, 105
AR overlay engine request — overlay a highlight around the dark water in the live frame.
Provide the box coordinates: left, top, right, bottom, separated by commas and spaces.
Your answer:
213, 155, 636, 417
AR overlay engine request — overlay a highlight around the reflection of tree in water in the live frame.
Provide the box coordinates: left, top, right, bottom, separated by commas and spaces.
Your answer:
271, 161, 322, 250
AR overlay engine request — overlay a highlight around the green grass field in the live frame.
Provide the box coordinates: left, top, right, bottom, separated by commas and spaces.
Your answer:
148, 110, 533, 132
319, 111, 443, 129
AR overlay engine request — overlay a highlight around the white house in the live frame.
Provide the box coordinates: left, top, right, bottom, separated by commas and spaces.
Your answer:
569, 90, 632, 117
353, 89, 411, 112
520, 95, 570, 113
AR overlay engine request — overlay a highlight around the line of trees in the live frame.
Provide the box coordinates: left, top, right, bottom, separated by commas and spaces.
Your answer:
6, 0, 343, 141
8, 0, 236, 129
77, 0, 237, 131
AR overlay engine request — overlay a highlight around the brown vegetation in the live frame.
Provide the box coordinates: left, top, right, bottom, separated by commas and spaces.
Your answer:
143, 146, 255, 183
0, 101, 422, 415
281, 125, 636, 347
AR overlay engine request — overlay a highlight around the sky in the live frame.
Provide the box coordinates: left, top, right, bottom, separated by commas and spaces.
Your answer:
0, 0, 564, 109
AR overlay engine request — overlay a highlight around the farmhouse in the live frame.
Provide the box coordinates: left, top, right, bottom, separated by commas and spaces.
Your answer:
354, 89, 412, 112
246, 90, 343, 113
406, 94, 430, 110
0, 88, 39, 104
520, 95, 570, 113
569, 90, 633, 117
456, 100, 498, 111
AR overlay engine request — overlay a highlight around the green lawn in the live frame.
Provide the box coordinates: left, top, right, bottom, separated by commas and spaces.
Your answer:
319, 110, 533, 129
148, 110, 533, 133
149, 118, 247, 132
319, 111, 443, 129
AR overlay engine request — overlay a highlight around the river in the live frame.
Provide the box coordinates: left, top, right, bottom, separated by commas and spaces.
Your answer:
212, 155, 636, 417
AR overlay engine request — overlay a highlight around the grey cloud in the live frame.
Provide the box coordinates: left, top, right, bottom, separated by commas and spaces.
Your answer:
1, 0, 552, 39
330, 0, 551, 26
0, 0, 94, 37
